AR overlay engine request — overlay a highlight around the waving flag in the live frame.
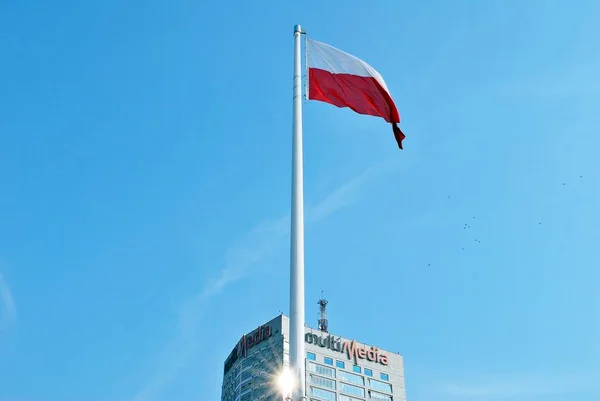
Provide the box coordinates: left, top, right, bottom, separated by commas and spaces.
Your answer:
307, 39, 405, 149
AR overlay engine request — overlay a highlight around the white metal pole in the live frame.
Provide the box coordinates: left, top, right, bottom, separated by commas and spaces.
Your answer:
290, 23, 306, 401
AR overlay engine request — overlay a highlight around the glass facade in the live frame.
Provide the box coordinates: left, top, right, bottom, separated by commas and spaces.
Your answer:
221, 334, 284, 401
339, 395, 363, 401
308, 361, 336, 378
308, 358, 395, 401
240, 370, 252, 381
306, 359, 394, 401
370, 391, 393, 401
307, 352, 316, 360
369, 378, 393, 393
340, 382, 365, 398
310, 386, 337, 401
338, 370, 364, 386
310, 374, 336, 390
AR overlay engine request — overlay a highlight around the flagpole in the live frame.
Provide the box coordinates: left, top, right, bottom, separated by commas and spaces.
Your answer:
290, 23, 306, 401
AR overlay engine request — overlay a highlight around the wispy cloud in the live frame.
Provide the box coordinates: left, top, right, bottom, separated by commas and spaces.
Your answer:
437, 372, 599, 398
308, 161, 393, 223
0, 272, 16, 332
131, 160, 397, 401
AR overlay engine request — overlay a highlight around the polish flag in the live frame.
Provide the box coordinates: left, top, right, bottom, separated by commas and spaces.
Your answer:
307, 39, 405, 149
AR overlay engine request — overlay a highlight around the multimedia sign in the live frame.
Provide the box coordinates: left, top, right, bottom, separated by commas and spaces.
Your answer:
305, 333, 389, 366
223, 324, 271, 374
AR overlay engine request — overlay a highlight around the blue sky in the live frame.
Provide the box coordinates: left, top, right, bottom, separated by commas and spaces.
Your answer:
1, 1, 599, 400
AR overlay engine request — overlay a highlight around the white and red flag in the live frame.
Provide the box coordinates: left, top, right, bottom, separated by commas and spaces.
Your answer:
307, 38, 405, 149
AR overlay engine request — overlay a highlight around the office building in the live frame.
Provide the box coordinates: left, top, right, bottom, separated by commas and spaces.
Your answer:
221, 314, 406, 401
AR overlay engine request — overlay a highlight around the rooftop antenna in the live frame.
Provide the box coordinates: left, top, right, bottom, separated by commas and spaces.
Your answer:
317, 292, 328, 333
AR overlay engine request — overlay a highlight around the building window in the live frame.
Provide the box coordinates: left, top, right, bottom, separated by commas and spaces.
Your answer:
324, 356, 333, 365
340, 382, 365, 398
310, 386, 336, 401
364, 368, 373, 376
336, 360, 345, 369
241, 370, 252, 381
308, 362, 336, 378
380, 372, 389, 381
242, 355, 256, 369
339, 395, 363, 401
338, 370, 364, 386
370, 391, 393, 401
352, 365, 361, 373
369, 378, 393, 393
310, 374, 336, 390
307, 352, 316, 361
